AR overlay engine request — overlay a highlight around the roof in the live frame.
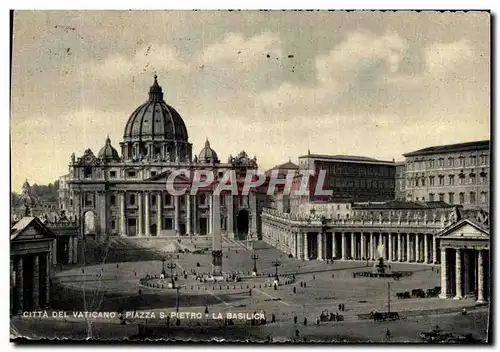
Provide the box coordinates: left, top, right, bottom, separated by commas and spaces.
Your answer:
437, 218, 489, 238
11, 216, 56, 241
352, 200, 456, 210
299, 154, 394, 165
267, 161, 298, 172
403, 140, 490, 157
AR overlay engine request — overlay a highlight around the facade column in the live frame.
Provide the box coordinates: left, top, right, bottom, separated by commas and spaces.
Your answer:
424, 234, 429, 264
304, 233, 309, 260
477, 250, 485, 303
16, 256, 23, 314
208, 195, 213, 235
388, 233, 393, 261
378, 233, 382, 259
32, 254, 40, 309
45, 253, 50, 307
439, 248, 448, 298
341, 233, 346, 259
317, 233, 323, 260
406, 234, 411, 262
144, 192, 150, 236
119, 192, 126, 236
297, 233, 302, 259
398, 233, 402, 261
186, 195, 192, 235
416, 234, 420, 262
52, 239, 57, 265
370, 233, 375, 259
432, 235, 437, 263
360, 233, 365, 259
455, 248, 463, 299
227, 195, 234, 239
332, 233, 337, 259
73, 237, 78, 264
174, 195, 180, 235
137, 192, 143, 236
351, 233, 356, 259
68, 237, 73, 264
192, 194, 198, 235
157, 192, 162, 236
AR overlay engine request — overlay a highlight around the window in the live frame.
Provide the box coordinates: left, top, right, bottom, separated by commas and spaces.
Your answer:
129, 194, 136, 206
459, 157, 465, 167
480, 154, 488, 165
429, 193, 435, 202
481, 192, 487, 203
459, 174, 465, 185
110, 171, 117, 178
437, 193, 444, 202
421, 177, 426, 186
439, 175, 444, 186
151, 195, 156, 206
85, 193, 94, 207
165, 194, 172, 206
154, 147, 161, 156
429, 176, 435, 186
111, 220, 116, 230
469, 173, 476, 184
127, 170, 137, 178
480, 172, 487, 183
199, 193, 206, 205
84, 166, 92, 178
151, 171, 157, 177
469, 155, 476, 166
448, 158, 454, 167
448, 175, 455, 185
459, 192, 465, 204
422, 197, 425, 202
70, 198, 73, 206
428, 159, 434, 168
110, 194, 116, 206
337, 205, 340, 210
470, 192, 476, 204
448, 193, 454, 205
438, 158, 444, 167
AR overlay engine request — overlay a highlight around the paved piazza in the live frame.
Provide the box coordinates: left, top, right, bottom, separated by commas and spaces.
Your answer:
13, 239, 487, 341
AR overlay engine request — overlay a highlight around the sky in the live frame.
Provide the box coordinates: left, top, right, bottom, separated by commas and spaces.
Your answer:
10, 10, 490, 192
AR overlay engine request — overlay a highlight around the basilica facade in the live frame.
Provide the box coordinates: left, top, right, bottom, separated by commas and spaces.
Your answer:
60, 76, 259, 241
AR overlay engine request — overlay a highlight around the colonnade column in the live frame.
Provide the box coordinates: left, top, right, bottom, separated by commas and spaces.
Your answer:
45, 253, 50, 307
332, 233, 337, 259
416, 235, 421, 262
424, 234, 429, 264
68, 237, 73, 264
119, 192, 126, 236
432, 235, 437, 263
192, 194, 198, 235
406, 234, 411, 262
398, 233, 402, 262
144, 192, 150, 236
477, 250, 485, 303
388, 234, 393, 261
297, 233, 302, 259
455, 249, 463, 299
16, 257, 23, 314
174, 195, 180, 236
370, 233, 375, 259
137, 192, 143, 236
351, 233, 355, 259
361, 233, 365, 259
208, 195, 213, 235
341, 233, 346, 260
156, 192, 162, 236
227, 195, 234, 238
304, 233, 309, 260
32, 254, 39, 309
317, 233, 323, 260
378, 233, 382, 259
52, 239, 57, 265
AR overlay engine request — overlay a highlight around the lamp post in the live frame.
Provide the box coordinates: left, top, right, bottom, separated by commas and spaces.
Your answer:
167, 262, 176, 288
251, 252, 259, 274
161, 257, 166, 276
272, 260, 282, 280
176, 286, 180, 313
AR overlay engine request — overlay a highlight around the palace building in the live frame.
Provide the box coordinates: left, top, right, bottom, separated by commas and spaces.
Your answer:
60, 76, 260, 241
403, 140, 490, 211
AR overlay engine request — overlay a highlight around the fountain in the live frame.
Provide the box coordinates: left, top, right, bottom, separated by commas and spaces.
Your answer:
354, 243, 412, 279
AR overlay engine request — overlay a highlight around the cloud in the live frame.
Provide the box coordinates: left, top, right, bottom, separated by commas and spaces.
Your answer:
194, 32, 282, 72
424, 39, 474, 75
83, 43, 190, 79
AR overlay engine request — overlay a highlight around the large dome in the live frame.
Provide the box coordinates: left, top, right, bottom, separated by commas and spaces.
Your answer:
120, 75, 192, 162
123, 75, 188, 143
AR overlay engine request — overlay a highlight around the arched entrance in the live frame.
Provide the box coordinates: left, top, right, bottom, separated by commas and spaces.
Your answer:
236, 209, 249, 241
83, 211, 96, 239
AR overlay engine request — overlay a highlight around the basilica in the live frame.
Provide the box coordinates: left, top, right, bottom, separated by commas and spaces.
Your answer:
59, 76, 260, 240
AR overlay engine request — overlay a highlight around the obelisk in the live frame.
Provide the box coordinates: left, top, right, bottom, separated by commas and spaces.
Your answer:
211, 194, 223, 277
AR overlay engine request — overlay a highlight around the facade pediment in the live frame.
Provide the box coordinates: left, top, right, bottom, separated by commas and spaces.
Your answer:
11, 217, 56, 242
437, 219, 489, 240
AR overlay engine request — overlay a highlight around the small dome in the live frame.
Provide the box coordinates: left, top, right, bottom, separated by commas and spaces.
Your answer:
123, 75, 189, 143
98, 136, 120, 161
198, 139, 219, 163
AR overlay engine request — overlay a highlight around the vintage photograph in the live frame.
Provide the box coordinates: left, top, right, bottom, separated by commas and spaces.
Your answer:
10, 10, 490, 342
